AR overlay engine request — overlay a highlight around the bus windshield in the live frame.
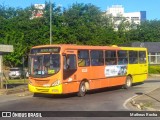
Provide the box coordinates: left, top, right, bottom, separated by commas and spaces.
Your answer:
29, 54, 60, 78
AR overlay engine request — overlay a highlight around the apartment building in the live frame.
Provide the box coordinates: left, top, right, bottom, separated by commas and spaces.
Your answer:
105, 5, 146, 30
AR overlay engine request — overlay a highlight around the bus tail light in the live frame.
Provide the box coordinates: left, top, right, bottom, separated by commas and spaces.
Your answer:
52, 80, 60, 87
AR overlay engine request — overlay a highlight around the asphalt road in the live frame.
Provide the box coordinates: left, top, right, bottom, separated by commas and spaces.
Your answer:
0, 78, 160, 120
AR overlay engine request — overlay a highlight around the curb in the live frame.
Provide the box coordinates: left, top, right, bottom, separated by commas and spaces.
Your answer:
0, 89, 7, 95
130, 99, 159, 111
148, 74, 160, 77
0, 88, 33, 97
6, 88, 29, 95
17, 91, 33, 97
128, 87, 160, 111
0, 86, 29, 95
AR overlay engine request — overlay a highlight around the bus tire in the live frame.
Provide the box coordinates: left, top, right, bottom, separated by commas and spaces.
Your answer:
123, 76, 132, 89
77, 81, 86, 97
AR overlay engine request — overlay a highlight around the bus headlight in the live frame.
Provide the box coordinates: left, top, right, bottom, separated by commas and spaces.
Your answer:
52, 80, 60, 87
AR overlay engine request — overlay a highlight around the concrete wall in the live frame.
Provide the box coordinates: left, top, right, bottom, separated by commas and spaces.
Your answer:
0, 45, 13, 53
0, 45, 13, 88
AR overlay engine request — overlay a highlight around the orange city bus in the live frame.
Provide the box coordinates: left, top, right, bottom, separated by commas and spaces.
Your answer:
28, 44, 148, 97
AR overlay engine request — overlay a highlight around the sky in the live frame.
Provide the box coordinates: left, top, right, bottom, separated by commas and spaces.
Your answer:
0, 0, 160, 20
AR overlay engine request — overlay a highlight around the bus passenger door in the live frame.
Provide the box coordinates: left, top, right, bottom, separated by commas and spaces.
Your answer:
63, 54, 77, 80
63, 53, 78, 93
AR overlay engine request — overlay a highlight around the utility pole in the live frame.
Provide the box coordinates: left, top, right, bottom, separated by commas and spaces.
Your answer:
0, 56, 3, 89
50, 0, 52, 45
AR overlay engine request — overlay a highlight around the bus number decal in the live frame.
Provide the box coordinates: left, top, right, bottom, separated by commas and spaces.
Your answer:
104, 65, 127, 77
82, 68, 88, 73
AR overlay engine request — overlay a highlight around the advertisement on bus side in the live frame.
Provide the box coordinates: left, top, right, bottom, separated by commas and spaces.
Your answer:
104, 65, 127, 77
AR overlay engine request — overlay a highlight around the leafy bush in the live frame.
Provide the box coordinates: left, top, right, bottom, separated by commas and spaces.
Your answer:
148, 65, 160, 74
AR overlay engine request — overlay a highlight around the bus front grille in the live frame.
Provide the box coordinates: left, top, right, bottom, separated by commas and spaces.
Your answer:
36, 88, 49, 93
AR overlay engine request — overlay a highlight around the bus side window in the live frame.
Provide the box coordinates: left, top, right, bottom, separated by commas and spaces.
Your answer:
139, 51, 146, 64
105, 50, 117, 65
78, 59, 85, 67
90, 50, 104, 66
129, 51, 138, 64
78, 50, 90, 67
118, 50, 128, 65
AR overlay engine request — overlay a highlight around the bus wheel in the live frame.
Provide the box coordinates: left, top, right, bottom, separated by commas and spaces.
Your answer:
123, 76, 132, 89
77, 81, 86, 97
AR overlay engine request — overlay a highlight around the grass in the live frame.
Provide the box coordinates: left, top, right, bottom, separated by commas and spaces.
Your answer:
4, 79, 28, 84
141, 102, 153, 110
148, 65, 160, 74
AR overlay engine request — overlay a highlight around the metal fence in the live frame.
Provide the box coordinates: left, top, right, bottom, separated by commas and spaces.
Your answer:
0, 71, 28, 89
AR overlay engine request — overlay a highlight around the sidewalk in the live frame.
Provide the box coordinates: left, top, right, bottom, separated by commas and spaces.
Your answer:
0, 84, 32, 96
131, 75, 160, 111
129, 87, 160, 111
126, 75, 160, 111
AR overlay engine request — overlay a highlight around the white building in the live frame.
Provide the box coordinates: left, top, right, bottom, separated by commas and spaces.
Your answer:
105, 5, 146, 30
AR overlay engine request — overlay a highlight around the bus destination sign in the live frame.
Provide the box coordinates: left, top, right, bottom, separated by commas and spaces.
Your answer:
30, 47, 60, 54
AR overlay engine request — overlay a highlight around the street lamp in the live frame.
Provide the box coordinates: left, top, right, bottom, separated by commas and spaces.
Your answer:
50, 0, 52, 45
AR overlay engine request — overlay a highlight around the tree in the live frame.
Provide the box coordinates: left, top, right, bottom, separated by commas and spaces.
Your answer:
63, 3, 116, 45
1, 2, 160, 67
126, 20, 160, 43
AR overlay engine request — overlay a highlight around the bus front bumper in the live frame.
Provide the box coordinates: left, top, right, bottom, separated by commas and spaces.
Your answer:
28, 84, 63, 94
